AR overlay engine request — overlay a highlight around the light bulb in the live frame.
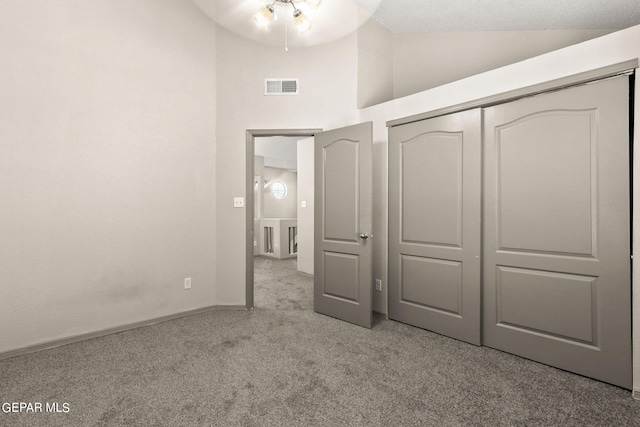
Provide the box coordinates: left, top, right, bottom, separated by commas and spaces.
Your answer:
253, 5, 275, 30
293, 9, 312, 34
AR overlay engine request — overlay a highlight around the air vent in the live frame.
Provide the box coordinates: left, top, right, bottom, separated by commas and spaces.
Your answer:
264, 78, 299, 96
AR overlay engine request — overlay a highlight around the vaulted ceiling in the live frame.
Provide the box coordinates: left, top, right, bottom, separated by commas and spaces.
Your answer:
354, 0, 640, 32
193, 0, 640, 47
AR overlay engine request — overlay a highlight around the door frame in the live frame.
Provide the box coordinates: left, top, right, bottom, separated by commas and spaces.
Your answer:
246, 128, 322, 310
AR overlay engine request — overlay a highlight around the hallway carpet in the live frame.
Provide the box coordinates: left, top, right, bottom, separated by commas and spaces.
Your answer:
0, 258, 638, 426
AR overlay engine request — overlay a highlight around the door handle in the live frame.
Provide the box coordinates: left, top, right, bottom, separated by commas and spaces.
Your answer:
359, 233, 370, 240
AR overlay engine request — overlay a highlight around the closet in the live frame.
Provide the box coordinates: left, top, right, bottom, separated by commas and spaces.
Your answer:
388, 75, 632, 389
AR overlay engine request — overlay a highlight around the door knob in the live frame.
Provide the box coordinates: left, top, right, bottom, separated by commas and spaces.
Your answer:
359, 233, 369, 240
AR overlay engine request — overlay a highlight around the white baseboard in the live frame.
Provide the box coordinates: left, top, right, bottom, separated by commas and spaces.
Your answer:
0, 305, 245, 361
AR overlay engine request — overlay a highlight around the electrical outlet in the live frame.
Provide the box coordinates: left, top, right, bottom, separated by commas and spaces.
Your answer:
233, 197, 244, 208
184, 278, 191, 290
375, 279, 382, 291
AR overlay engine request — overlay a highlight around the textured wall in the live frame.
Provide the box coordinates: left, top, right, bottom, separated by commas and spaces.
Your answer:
0, 0, 218, 353
393, 29, 615, 98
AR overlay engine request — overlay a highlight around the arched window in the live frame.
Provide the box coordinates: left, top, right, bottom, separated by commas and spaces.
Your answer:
271, 181, 287, 199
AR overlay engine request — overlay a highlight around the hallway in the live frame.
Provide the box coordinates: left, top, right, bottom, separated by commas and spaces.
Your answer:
254, 257, 313, 311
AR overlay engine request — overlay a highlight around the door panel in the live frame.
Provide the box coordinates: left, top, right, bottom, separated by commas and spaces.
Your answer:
401, 256, 462, 315
496, 267, 596, 343
314, 122, 372, 328
323, 140, 359, 241
389, 109, 482, 345
401, 133, 463, 247
496, 110, 595, 255
483, 76, 631, 388
323, 252, 360, 302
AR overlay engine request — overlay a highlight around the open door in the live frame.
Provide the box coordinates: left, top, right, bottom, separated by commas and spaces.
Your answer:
314, 122, 373, 328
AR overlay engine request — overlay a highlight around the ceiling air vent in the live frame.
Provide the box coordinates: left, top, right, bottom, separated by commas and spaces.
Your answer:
264, 78, 299, 96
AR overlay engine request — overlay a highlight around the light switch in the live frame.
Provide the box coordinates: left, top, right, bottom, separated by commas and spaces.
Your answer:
301, 201, 307, 208
233, 197, 244, 208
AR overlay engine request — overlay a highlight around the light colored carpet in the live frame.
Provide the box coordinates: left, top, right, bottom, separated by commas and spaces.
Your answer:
0, 257, 638, 426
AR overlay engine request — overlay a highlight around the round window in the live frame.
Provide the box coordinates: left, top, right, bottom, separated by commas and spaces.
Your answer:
271, 181, 287, 200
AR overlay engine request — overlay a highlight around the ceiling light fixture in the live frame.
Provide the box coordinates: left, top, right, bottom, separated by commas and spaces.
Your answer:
253, 0, 319, 34
253, 4, 276, 30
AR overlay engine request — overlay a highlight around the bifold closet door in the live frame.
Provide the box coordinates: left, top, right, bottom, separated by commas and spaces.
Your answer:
389, 109, 482, 345
483, 76, 632, 388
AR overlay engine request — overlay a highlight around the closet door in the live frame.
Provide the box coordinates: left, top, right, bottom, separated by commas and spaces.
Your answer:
483, 76, 631, 388
389, 109, 482, 345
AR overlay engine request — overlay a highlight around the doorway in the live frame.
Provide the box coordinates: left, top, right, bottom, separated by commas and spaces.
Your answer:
246, 129, 322, 310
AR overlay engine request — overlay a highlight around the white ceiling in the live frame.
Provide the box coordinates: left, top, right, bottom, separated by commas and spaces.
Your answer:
255, 136, 299, 170
355, 0, 640, 32
193, 0, 640, 47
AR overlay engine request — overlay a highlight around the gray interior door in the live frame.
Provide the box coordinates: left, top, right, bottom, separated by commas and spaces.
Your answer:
483, 75, 632, 388
388, 109, 482, 345
314, 122, 373, 328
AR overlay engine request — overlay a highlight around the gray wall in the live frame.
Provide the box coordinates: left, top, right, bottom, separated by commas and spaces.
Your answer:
357, 8, 394, 108
254, 156, 265, 255
392, 29, 615, 98
355, 24, 614, 103
0, 0, 218, 353
297, 137, 315, 275
263, 168, 297, 219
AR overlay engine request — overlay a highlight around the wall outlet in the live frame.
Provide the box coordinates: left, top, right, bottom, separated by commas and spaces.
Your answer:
184, 278, 191, 290
375, 279, 382, 291
233, 197, 244, 208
